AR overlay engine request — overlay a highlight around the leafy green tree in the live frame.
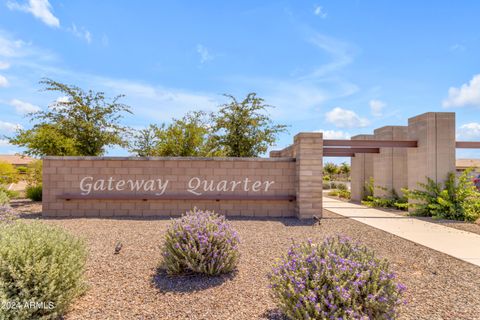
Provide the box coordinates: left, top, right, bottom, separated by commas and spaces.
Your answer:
130, 111, 222, 157
323, 162, 338, 176
339, 162, 351, 176
210, 93, 287, 157
8, 79, 132, 156
129, 125, 160, 157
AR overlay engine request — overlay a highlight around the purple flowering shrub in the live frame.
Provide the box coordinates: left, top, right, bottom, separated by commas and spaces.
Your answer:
162, 208, 240, 275
269, 236, 406, 319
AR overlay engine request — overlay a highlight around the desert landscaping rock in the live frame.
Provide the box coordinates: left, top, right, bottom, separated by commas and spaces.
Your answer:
13, 204, 480, 320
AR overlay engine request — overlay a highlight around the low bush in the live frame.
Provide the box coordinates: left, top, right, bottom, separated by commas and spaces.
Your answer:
328, 189, 351, 199
0, 189, 9, 205
336, 182, 347, 191
26, 184, 42, 201
269, 236, 406, 319
0, 187, 21, 199
162, 208, 240, 275
405, 169, 480, 221
0, 222, 87, 320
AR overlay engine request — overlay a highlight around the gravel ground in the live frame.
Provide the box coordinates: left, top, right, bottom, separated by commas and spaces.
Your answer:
11, 202, 480, 320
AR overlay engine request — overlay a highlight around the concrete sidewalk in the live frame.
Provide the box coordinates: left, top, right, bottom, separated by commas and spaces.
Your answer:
323, 196, 480, 267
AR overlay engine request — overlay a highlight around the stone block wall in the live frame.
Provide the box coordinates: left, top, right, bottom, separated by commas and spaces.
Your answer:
350, 134, 374, 201
43, 133, 324, 219
373, 126, 408, 197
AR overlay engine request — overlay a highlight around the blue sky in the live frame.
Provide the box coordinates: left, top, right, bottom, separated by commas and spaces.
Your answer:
1, 1, 480, 161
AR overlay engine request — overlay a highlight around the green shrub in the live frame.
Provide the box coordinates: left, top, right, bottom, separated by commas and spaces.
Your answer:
16, 166, 28, 174
162, 208, 240, 275
405, 169, 480, 221
328, 189, 351, 199
0, 222, 87, 319
26, 184, 42, 201
269, 237, 406, 319
336, 182, 347, 191
0, 190, 9, 206
0, 187, 20, 200
25, 160, 42, 186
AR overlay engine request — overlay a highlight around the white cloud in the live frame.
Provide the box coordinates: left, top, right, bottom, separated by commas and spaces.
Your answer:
314, 5, 327, 18
0, 121, 21, 132
196, 44, 213, 64
443, 74, 480, 108
67, 24, 92, 44
0, 139, 13, 147
457, 123, 480, 140
317, 129, 350, 139
7, 0, 60, 27
369, 99, 386, 117
10, 99, 41, 114
325, 107, 370, 128
0, 61, 10, 70
0, 75, 8, 87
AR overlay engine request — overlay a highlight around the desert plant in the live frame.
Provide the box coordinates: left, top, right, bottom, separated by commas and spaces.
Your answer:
336, 182, 348, 191
0, 189, 9, 205
162, 208, 240, 275
0, 161, 18, 185
269, 237, 406, 319
26, 184, 42, 201
25, 159, 42, 186
405, 169, 480, 221
0, 222, 87, 319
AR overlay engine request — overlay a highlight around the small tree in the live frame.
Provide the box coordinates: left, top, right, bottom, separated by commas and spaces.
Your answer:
339, 162, 351, 176
211, 93, 287, 157
323, 162, 338, 177
130, 111, 222, 157
129, 125, 160, 157
8, 79, 132, 156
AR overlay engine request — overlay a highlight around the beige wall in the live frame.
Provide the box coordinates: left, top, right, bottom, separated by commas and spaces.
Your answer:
351, 134, 374, 201
373, 126, 408, 197
44, 133, 324, 219
407, 112, 456, 191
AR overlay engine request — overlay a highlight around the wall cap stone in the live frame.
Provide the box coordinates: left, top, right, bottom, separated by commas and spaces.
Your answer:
42, 156, 296, 162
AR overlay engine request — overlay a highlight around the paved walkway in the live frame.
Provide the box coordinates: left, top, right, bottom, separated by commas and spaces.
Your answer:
323, 196, 480, 267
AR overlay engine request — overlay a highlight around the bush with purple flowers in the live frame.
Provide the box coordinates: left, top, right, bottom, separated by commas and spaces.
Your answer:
269, 236, 406, 319
162, 208, 240, 275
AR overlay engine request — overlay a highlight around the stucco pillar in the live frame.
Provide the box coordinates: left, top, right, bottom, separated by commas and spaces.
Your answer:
407, 112, 456, 206
350, 134, 374, 201
294, 132, 323, 219
373, 126, 409, 197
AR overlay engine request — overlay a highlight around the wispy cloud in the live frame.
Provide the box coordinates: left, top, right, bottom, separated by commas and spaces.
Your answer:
0, 61, 10, 70
314, 5, 327, 18
443, 74, 480, 108
10, 99, 41, 114
369, 99, 385, 117
0, 75, 8, 87
450, 44, 466, 52
0, 121, 21, 132
67, 24, 92, 44
325, 107, 370, 128
196, 44, 213, 64
457, 122, 480, 140
301, 33, 356, 79
7, 0, 60, 28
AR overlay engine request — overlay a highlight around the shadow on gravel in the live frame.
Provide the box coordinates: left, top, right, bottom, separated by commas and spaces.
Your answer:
152, 268, 237, 293
262, 309, 288, 320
